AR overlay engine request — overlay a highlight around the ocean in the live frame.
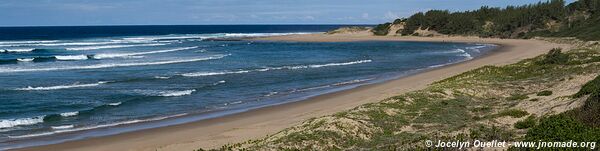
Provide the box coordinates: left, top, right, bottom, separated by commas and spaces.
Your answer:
0, 25, 496, 149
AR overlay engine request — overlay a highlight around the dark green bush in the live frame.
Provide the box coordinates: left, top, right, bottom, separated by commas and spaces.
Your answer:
536, 90, 553, 96
469, 125, 515, 141
514, 116, 537, 129
508, 94, 529, 100
537, 48, 569, 65
573, 75, 600, 98
497, 109, 529, 118
524, 114, 600, 142
372, 23, 391, 36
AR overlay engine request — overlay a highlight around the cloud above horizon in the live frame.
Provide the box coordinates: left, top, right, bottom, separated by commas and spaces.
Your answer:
0, 0, 576, 26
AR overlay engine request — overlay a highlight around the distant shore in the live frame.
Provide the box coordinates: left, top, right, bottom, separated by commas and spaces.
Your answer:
14, 33, 570, 151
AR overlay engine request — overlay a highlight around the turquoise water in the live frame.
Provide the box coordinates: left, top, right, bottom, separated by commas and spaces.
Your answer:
0, 25, 496, 149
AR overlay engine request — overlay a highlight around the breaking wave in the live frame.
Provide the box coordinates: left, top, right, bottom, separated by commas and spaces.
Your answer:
15, 81, 108, 91
66, 43, 167, 51
0, 54, 229, 73
135, 89, 196, 97
182, 60, 372, 77
59, 111, 79, 117
7, 113, 188, 139
92, 46, 198, 59
55, 55, 89, 61
0, 116, 45, 129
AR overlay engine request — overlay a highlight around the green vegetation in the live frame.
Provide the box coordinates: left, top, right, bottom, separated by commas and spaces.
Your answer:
524, 114, 600, 142
514, 116, 537, 129
325, 26, 370, 34
205, 43, 600, 150
375, 0, 600, 40
507, 94, 530, 101
536, 90, 553, 96
372, 23, 391, 36
496, 109, 530, 118
573, 74, 600, 98
537, 48, 569, 65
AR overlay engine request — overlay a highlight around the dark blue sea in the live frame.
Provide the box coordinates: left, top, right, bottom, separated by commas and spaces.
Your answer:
0, 25, 496, 149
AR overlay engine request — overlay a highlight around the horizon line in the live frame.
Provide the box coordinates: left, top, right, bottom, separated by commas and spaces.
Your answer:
0, 23, 376, 28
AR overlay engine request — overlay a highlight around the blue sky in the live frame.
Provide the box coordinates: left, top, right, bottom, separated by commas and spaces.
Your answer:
0, 0, 576, 26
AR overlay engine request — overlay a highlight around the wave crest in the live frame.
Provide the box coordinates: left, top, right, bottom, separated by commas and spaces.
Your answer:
0, 116, 45, 129
15, 81, 108, 91
93, 46, 198, 59
0, 54, 228, 73
182, 59, 372, 77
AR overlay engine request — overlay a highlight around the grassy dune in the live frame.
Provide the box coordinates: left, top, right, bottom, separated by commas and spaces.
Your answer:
203, 39, 600, 151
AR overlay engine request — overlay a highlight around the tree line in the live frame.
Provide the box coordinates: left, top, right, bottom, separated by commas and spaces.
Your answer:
373, 0, 600, 40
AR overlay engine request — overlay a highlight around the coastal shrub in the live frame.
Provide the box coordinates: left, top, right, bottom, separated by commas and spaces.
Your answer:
524, 114, 600, 142
536, 90, 553, 96
537, 48, 569, 65
469, 125, 515, 141
507, 94, 529, 101
573, 75, 600, 98
372, 23, 391, 36
567, 81, 600, 127
496, 109, 529, 118
514, 116, 537, 129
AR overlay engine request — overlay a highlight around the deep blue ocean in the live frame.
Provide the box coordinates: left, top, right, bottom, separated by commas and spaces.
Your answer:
0, 25, 496, 149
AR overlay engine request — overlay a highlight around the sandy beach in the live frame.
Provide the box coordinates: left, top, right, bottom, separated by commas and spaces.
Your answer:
14, 33, 571, 151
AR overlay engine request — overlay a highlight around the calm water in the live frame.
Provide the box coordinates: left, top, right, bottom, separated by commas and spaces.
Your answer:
0, 25, 496, 149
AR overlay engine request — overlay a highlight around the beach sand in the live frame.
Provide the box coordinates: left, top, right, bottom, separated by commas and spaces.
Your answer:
14, 34, 571, 151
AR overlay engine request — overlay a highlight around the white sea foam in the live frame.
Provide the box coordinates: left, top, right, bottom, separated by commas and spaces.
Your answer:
332, 78, 374, 86
51, 125, 74, 130
182, 60, 372, 77
135, 89, 196, 97
0, 116, 45, 129
224, 32, 313, 38
181, 70, 250, 77
224, 101, 243, 106
60, 111, 79, 117
0, 40, 59, 45
0, 55, 228, 73
0, 48, 35, 52
213, 80, 226, 85
308, 60, 372, 68
15, 81, 107, 91
264, 91, 279, 97
17, 58, 34, 62
8, 113, 188, 139
93, 46, 198, 59
108, 102, 122, 106
55, 55, 89, 61
160, 89, 196, 97
154, 76, 171, 79
122, 35, 209, 41
66, 43, 166, 51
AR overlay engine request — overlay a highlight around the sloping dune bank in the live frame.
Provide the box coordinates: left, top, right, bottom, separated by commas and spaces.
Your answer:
15, 34, 570, 151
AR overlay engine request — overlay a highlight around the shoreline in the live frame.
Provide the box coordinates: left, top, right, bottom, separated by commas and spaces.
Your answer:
13, 34, 570, 151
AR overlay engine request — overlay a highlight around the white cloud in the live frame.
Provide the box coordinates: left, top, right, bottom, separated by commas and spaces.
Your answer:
362, 13, 369, 19
384, 11, 400, 20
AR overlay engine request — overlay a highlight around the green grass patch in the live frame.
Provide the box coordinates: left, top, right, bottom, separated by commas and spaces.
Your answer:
524, 114, 600, 142
536, 90, 553, 96
536, 48, 569, 65
573, 75, 600, 98
496, 109, 529, 118
507, 94, 529, 101
469, 125, 515, 141
514, 116, 537, 129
